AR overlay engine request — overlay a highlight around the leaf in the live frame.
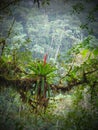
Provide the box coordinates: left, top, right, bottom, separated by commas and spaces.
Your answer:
35, 80, 39, 95
47, 84, 51, 97
41, 77, 45, 95
81, 49, 89, 58
93, 49, 98, 56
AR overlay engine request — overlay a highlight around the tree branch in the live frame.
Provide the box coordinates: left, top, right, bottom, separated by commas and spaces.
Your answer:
0, 0, 20, 11
0, 18, 15, 57
51, 68, 98, 92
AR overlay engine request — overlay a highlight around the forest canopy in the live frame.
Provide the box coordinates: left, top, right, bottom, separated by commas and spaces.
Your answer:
0, 0, 98, 130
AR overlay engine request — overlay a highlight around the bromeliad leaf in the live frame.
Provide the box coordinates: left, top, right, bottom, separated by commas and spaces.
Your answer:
27, 60, 57, 77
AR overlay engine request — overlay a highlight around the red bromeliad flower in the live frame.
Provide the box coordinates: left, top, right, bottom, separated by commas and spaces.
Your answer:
43, 54, 48, 65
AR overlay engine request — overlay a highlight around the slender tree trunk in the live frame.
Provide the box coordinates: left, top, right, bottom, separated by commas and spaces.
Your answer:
54, 33, 63, 62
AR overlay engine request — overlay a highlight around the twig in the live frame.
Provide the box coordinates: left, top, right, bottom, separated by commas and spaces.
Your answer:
0, 18, 15, 56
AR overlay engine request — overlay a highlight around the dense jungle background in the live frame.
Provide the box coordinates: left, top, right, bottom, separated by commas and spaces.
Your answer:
0, 0, 98, 130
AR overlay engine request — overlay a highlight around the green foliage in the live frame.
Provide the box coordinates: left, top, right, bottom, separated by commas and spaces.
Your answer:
0, 37, 98, 130
0, 1, 98, 129
27, 60, 57, 77
42, 0, 50, 6
72, 2, 84, 14
0, 88, 26, 130
26, 60, 57, 110
72, 1, 98, 34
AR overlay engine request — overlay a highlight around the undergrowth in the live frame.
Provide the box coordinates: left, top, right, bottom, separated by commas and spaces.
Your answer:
0, 86, 98, 130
